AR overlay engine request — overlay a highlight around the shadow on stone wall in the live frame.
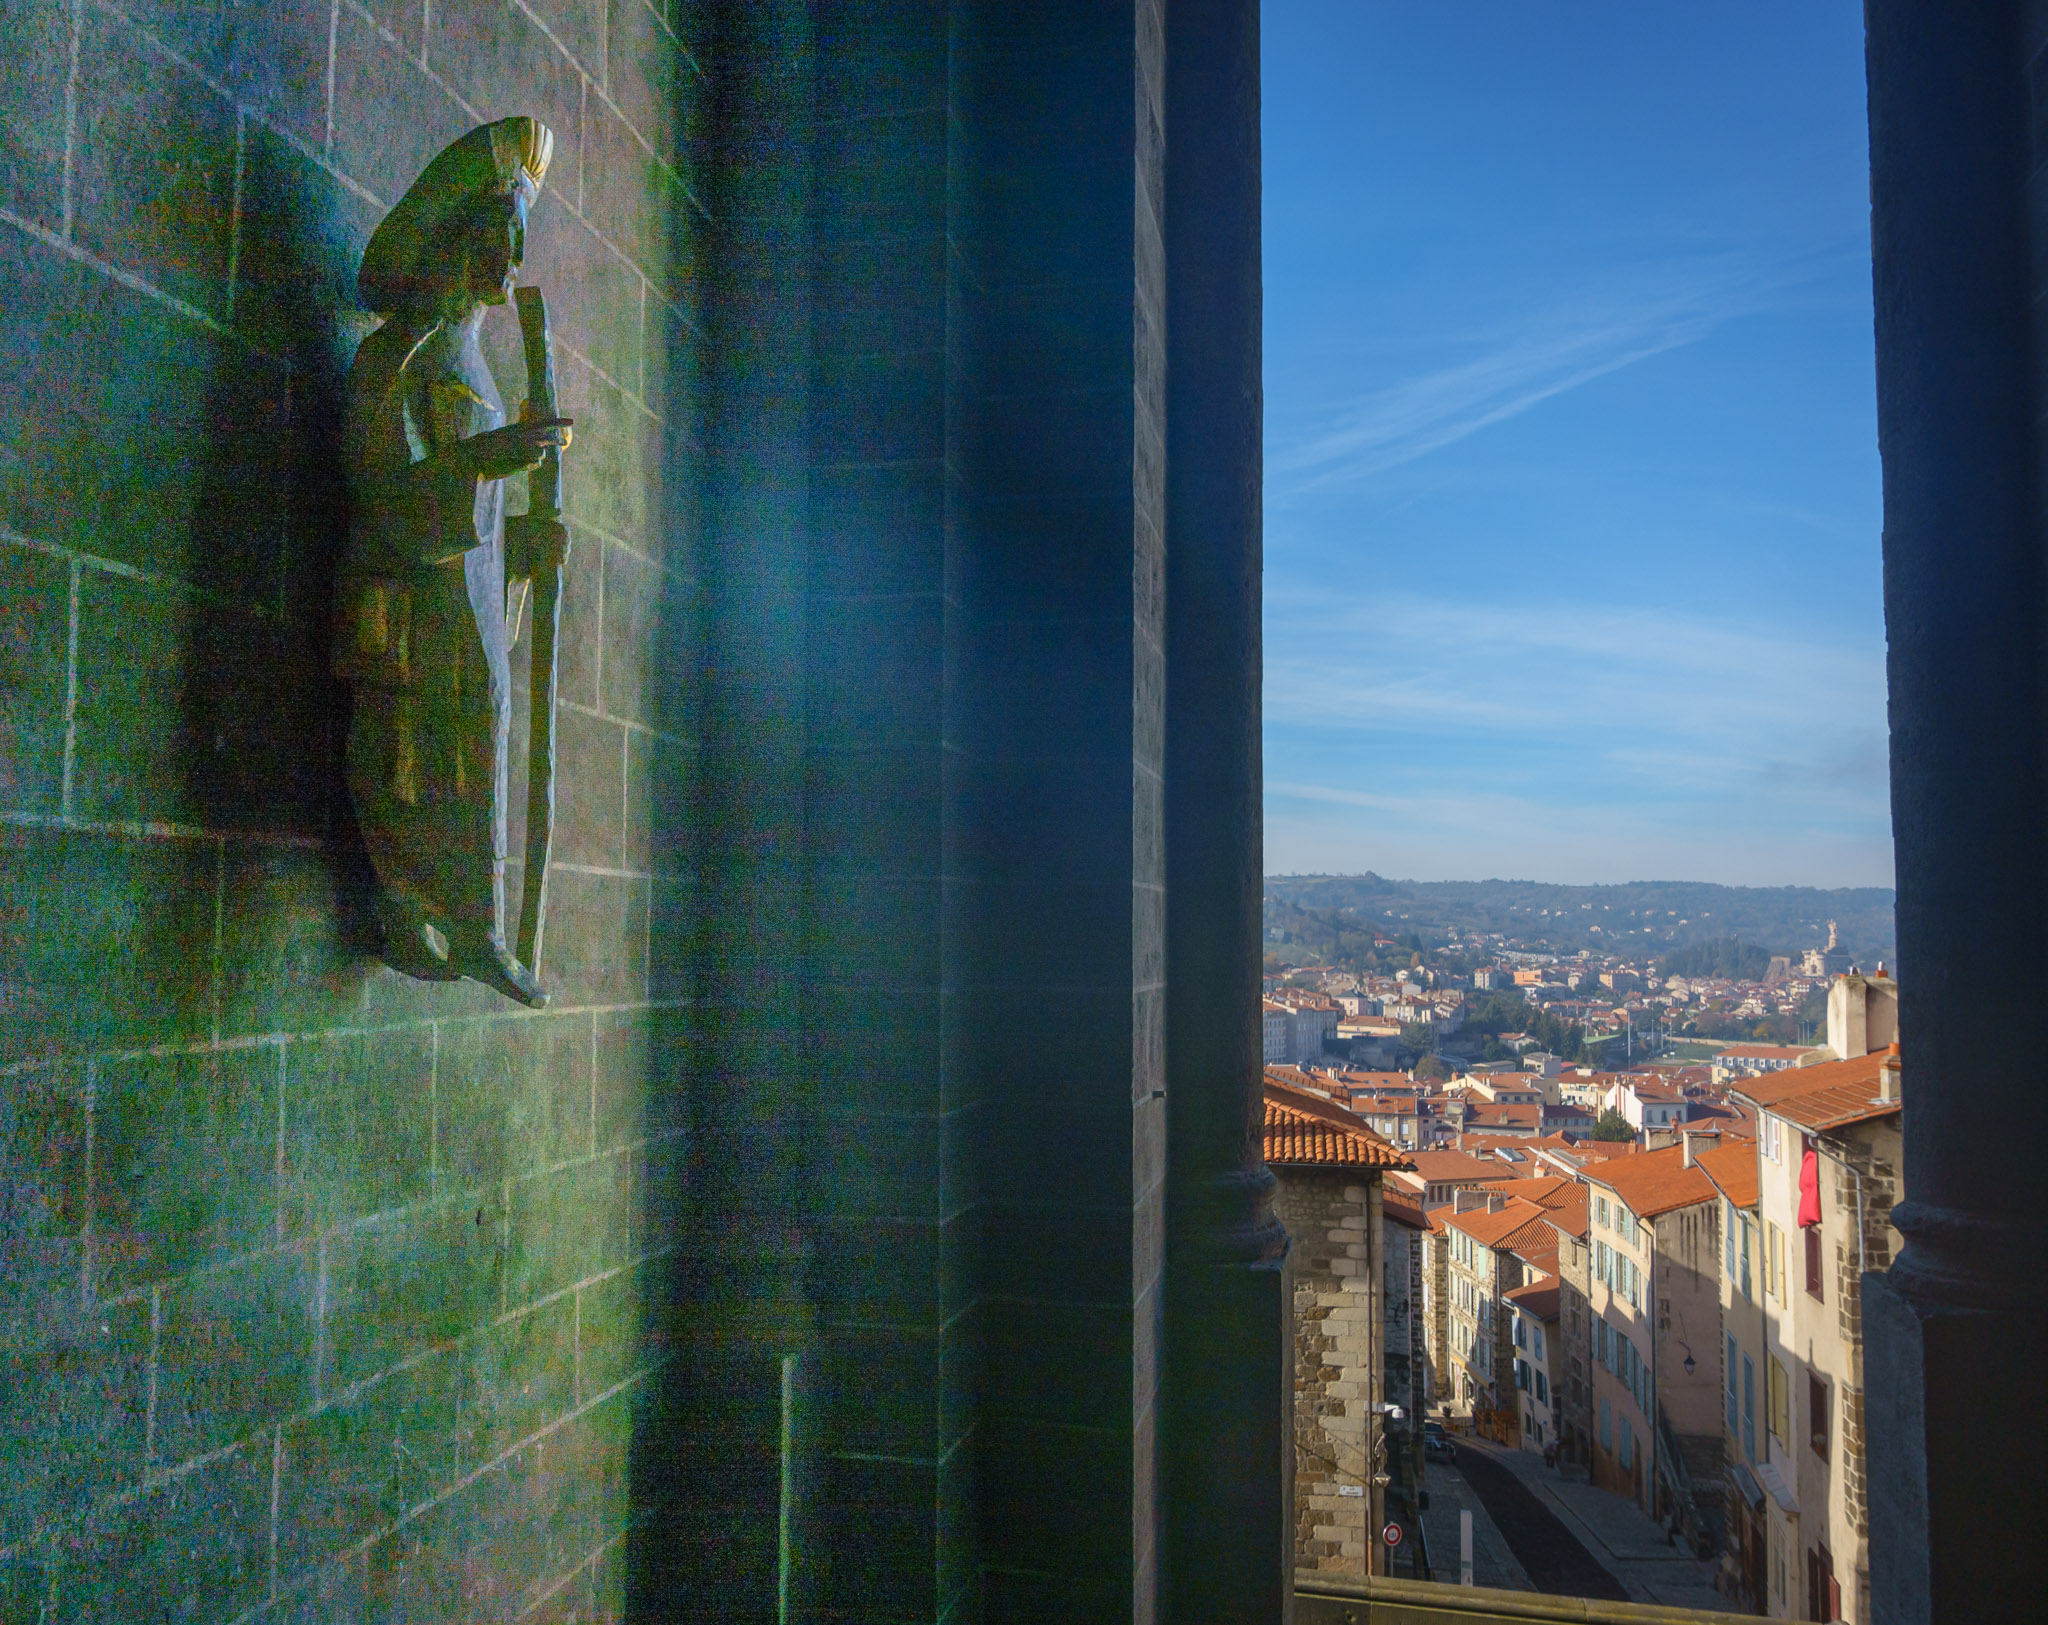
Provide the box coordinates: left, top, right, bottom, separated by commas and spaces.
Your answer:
213, 132, 383, 966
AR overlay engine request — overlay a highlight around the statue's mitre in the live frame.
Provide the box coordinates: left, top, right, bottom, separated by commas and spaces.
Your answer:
359, 117, 554, 314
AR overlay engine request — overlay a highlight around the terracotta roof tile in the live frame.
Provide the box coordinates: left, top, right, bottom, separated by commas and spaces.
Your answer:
1443, 1196, 1555, 1248
1734, 1050, 1900, 1133
1262, 1073, 1412, 1170
1693, 1141, 1759, 1209
1583, 1143, 1718, 1218
1536, 1184, 1590, 1240
1496, 1211, 1564, 1261
1505, 1279, 1562, 1321
1382, 1190, 1430, 1231
1405, 1149, 1510, 1182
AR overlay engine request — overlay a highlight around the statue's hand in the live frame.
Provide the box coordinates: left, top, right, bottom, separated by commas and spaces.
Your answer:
460, 416, 573, 480
507, 514, 571, 579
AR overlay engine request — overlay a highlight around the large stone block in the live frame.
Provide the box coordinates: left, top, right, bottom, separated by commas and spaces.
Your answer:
93, 1043, 280, 1293
278, 1344, 470, 1583
0, 0, 71, 233
551, 704, 628, 867
216, 840, 369, 1040
121, 0, 333, 145
72, 17, 240, 319
322, 1197, 507, 1394
155, 1242, 316, 1463
820, 1452, 939, 1620
0, 232, 291, 590
436, 1012, 596, 1193
606, 0, 699, 157
0, 542, 68, 817
283, 1025, 435, 1233
504, 1150, 631, 1304
62, 1438, 271, 1622
0, 1287, 147, 1549
328, 5, 470, 205
0, 825, 217, 1063
72, 570, 330, 831
233, 126, 382, 366
538, 867, 649, 1005
467, 1291, 576, 1462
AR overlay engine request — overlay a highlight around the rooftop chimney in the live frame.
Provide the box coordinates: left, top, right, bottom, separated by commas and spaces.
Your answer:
1878, 1042, 1902, 1104
1681, 1128, 1702, 1168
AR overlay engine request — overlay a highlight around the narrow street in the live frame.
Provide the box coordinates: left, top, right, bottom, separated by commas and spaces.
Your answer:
1451, 1445, 1630, 1600
1435, 1436, 1731, 1612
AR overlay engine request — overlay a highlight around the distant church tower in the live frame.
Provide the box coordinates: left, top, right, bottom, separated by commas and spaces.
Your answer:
1802, 920, 1853, 978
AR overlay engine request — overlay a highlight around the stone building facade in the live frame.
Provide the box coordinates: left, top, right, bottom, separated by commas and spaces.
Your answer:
1264, 1075, 1410, 1579
1381, 1193, 1430, 1481
1581, 1147, 1721, 1518
1539, 1191, 1595, 1470
1737, 1046, 1904, 1624
1698, 1138, 1768, 1612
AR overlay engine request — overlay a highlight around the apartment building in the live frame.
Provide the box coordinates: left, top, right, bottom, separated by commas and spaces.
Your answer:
1695, 1136, 1768, 1613
1580, 1146, 1721, 1520
1732, 1039, 1903, 1624
1507, 1278, 1563, 1455
1264, 1074, 1413, 1578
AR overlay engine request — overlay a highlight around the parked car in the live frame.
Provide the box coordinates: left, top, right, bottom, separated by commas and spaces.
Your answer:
1423, 1421, 1457, 1463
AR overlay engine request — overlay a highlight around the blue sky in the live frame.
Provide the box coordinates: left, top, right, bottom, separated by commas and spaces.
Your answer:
1261, 1, 1892, 888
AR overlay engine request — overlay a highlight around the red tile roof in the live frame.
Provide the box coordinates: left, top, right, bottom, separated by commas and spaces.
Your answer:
1263, 1073, 1412, 1169
1693, 1141, 1759, 1209
1536, 1183, 1591, 1240
1467, 1102, 1544, 1130
1404, 1149, 1518, 1184
1583, 1143, 1718, 1218
1563, 1139, 1640, 1161
1505, 1278, 1562, 1320
1734, 1049, 1900, 1133
1443, 1196, 1556, 1249
1382, 1190, 1430, 1231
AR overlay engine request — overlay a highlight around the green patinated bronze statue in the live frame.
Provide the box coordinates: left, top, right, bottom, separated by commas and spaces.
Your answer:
333, 117, 572, 1007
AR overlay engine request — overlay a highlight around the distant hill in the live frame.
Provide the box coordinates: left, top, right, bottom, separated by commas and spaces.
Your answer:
1659, 938, 1775, 981
1264, 874, 1895, 967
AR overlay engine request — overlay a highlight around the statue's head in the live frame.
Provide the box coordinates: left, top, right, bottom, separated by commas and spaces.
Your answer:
359, 118, 553, 323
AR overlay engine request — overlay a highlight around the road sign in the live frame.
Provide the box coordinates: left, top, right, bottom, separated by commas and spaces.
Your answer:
1382, 1522, 1403, 1547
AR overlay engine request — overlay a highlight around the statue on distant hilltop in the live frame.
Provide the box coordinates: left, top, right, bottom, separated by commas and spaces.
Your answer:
332, 117, 572, 1007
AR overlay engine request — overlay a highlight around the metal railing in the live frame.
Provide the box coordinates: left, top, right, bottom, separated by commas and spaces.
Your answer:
1294, 1573, 1762, 1625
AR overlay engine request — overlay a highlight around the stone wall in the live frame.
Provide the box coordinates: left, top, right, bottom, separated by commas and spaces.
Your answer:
1, 3, 1275, 1619
1829, 1118, 1900, 1556
1274, 1168, 1380, 1577
1553, 1229, 1593, 1465
0, 0, 694, 1617
1381, 1212, 1425, 1480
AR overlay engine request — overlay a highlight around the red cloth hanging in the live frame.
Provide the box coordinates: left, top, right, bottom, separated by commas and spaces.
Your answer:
1797, 1145, 1821, 1228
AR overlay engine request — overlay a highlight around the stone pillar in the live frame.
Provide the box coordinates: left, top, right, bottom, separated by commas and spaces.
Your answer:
1861, 2, 2048, 1620
637, 5, 818, 1619
1160, 0, 1292, 1620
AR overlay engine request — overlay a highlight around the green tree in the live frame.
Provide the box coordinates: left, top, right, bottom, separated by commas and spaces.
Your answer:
1590, 1108, 1635, 1143
1413, 1054, 1450, 1083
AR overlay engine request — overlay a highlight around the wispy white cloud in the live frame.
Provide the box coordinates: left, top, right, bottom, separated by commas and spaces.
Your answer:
1262, 589, 1884, 750
1258, 585, 1893, 885
1267, 253, 1839, 495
